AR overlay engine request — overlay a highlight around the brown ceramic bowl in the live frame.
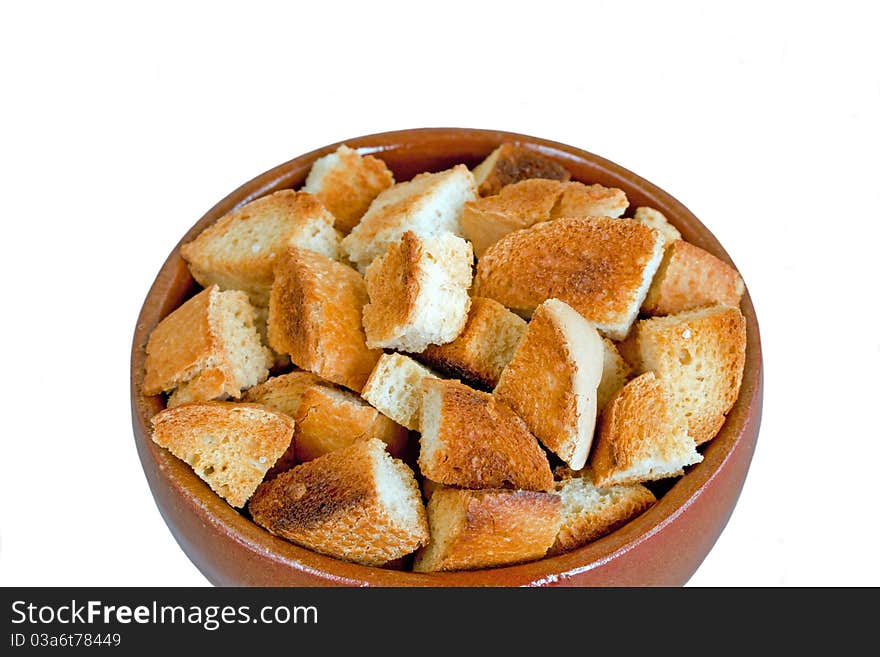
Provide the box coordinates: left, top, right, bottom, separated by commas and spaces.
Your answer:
130, 128, 762, 586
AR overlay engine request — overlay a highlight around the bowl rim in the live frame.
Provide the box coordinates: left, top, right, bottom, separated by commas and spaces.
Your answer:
131, 127, 763, 586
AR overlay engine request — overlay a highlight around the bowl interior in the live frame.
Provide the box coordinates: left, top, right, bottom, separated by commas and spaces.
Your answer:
131, 128, 762, 586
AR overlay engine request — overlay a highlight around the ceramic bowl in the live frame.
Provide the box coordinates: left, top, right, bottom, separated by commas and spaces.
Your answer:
130, 128, 763, 586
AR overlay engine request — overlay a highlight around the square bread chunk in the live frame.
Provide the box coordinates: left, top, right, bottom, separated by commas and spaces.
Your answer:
642, 240, 745, 315
591, 372, 703, 487
341, 164, 477, 273
302, 144, 395, 234
243, 371, 408, 470
494, 299, 604, 470
361, 353, 439, 430
471, 143, 571, 197
549, 181, 628, 220
418, 378, 553, 491
633, 206, 681, 245
181, 190, 341, 307
268, 248, 381, 392
628, 305, 747, 445
413, 488, 562, 572
418, 297, 527, 388
363, 230, 473, 352
248, 438, 429, 566
144, 285, 272, 404
548, 468, 655, 556
598, 338, 632, 414
473, 217, 664, 340
461, 179, 564, 258
150, 402, 295, 508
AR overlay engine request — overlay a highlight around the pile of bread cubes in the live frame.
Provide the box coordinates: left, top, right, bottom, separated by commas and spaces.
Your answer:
143, 142, 746, 573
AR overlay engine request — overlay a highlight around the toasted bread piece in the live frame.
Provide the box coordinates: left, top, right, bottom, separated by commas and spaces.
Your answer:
341, 165, 476, 273
150, 401, 295, 508
413, 488, 562, 572
591, 372, 703, 487
363, 231, 473, 352
473, 217, 664, 339
471, 143, 571, 197
494, 299, 604, 470
181, 190, 341, 307
144, 285, 272, 403
461, 179, 564, 257
642, 240, 744, 315
249, 438, 429, 566
549, 181, 628, 220
361, 353, 439, 430
633, 206, 681, 245
629, 305, 746, 444
421, 478, 444, 501
418, 378, 553, 490
267, 248, 381, 392
302, 145, 395, 235
548, 468, 655, 556
598, 338, 632, 414
243, 371, 408, 471
418, 297, 527, 388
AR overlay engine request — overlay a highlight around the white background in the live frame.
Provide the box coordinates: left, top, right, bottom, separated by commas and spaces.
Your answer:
1, 1, 877, 587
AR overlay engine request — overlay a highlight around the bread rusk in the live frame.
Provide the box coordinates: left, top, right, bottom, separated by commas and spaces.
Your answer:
417, 297, 527, 388
360, 353, 439, 430
627, 305, 746, 445
144, 285, 271, 403
591, 372, 703, 487
633, 206, 681, 245
252, 304, 290, 370
150, 401, 295, 508
418, 378, 553, 491
267, 247, 380, 392
243, 371, 408, 471
413, 488, 562, 572
549, 181, 629, 220
642, 240, 744, 315
362, 231, 473, 352
597, 338, 632, 415
494, 299, 604, 470
302, 144, 395, 235
341, 164, 476, 273
461, 179, 564, 258
181, 190, 341, 307
473, 216, 664, 340
471, 143, 571, 196
248, 438, 429, 566
548, 467, 655, 556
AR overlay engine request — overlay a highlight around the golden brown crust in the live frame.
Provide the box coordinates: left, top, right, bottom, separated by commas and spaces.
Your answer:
590, 372, 701, 487
181, 190, 337, 306
267, 248, 381, 392
474, 144, 571, 196
461, 179, 564, 257
243, 371, 408, 474
472, 217, 662, 338
547, 468, 655, 556
413, 488, 562, 572
418, 379, 553, 491
249, 439, 429, 566
549, 182, 628, 220
150, 401, 295, 508
306, 145, 395, 234
418, 297, 527, 388
642, 240, 745, 315
362, 231, 422, 345
633, 305, 747, 445
494, 302, 581, 464
144, 287, 222, 395
166, 367, 229, 408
